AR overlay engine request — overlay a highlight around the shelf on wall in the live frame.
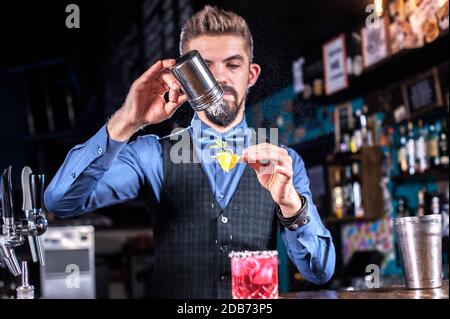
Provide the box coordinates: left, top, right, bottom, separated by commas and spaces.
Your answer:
384, 105, 449, 128
296, 31, 449, 107
326, 151, 361, 165
324, 216, 380, 225
392, 166, 449, 184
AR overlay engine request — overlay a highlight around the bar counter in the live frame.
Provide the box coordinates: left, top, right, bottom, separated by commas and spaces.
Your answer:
280, 280, 449, 299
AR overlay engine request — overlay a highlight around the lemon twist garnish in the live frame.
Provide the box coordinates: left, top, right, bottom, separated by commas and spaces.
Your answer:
209, 139, 240, 173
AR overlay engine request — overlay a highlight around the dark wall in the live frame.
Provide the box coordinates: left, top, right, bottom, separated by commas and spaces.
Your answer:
0, 0, 375, 220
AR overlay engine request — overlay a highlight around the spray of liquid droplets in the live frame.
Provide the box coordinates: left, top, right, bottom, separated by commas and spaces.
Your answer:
204, 95, 242, 128
207, 98, 228, 118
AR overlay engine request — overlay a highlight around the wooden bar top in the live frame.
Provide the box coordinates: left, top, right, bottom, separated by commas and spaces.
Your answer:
280, 280, 449, 299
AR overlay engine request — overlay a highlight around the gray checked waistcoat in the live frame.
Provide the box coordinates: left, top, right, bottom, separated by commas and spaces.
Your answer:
150, 132, 278, 299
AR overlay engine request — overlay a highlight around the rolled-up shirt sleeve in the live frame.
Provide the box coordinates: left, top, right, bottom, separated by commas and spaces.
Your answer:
44, 124, 163, 218
280, 147, 336, 285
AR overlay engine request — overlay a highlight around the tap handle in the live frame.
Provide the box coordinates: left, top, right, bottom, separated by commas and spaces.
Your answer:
29, 174, 47, 266
34, 236, 45, 266
28, 234, 39, 263
30, 174, 45, 212
1, 166, 15, 221
24, 209, 47, 264
30, 174, 48, 237
35, 214, 47, 266
33, 213, 47, 266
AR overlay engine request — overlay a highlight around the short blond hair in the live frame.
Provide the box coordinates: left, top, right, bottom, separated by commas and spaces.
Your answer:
180, 5, 254, 62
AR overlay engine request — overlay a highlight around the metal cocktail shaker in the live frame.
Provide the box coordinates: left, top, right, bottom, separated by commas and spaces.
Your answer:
169, 50, 224, 112
393, 214, 443, 289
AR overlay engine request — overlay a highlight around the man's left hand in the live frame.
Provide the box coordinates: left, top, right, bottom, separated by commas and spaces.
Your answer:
241, 143, 302, 218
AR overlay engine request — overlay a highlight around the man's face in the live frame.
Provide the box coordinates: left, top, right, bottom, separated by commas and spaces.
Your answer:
186, 35, 260, 127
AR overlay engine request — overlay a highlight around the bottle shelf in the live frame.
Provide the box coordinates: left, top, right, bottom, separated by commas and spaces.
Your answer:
383, 104, 449, 128
297, 31, 449, 106
392, 166, 449, 184
324, 216, 379, 225
326, 151, 361, 165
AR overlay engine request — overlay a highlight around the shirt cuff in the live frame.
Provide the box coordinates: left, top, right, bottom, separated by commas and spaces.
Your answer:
284, 213, 320, 255
85, 124, 128, 168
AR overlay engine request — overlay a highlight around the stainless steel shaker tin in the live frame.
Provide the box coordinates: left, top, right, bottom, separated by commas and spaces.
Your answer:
169, 50, 224, 112
393, 214, 442, 225
393, 214, 443, 289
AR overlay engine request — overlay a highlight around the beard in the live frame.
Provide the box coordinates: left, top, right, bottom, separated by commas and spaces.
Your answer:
204, 84, 244, 127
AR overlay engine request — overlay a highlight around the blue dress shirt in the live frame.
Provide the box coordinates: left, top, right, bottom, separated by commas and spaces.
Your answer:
44, 114, 336, 285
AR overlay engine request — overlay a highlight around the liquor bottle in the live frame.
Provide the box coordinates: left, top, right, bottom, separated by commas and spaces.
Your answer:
351, 162, 364, 218
427, 124, 440, 168
388, 127, 395, 146
385, 127, 395, 172
350, 131, 358, 154
361, 105, 373, 147
398, 126, 408, 174
406, 121, 416, 175
349, 115, 358, 154
415, 119, 428, 173
338, 109, 350, 153
442, 187, 449, 237
347, 114, 355, 153
346, 32, 363, 78
417, 188, 427, 216
439, 119, 449, 166
340, 134, 350, 153
429, 193, 441, 215
332, 169, 344, 219
376, 118, 387, 147
343, 165, 355, 216
352, 110, 363, 152
397, 197, 410, 218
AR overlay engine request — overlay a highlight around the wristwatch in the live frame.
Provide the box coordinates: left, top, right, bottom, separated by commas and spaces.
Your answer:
277, 194, 310, 231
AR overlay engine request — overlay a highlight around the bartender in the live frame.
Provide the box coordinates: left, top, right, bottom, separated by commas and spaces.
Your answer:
44, 5, 335, 298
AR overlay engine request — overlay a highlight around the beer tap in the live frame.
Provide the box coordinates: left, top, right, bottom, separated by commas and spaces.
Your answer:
21, 167, 37, 263
28, 173, 48, 266
21, 167, 47, 266
16, 261, 34, 299
0, 166, 24, 276
0, 166, 49, 277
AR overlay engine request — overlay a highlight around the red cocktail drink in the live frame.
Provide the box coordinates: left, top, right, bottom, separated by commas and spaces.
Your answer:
229, 250, 278, 299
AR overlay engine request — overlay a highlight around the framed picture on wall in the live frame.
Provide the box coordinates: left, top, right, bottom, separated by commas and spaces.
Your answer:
437, 0, 449, 31
323, 34, 348, 95
402, 67, 443, 118
361, 16, 390, 68
409, 0, 441, 45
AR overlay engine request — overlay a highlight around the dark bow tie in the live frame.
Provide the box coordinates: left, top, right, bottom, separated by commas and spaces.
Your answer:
199, 127, 247, 150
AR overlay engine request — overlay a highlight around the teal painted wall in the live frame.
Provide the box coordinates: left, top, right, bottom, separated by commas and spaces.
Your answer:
247, 85, 449, 288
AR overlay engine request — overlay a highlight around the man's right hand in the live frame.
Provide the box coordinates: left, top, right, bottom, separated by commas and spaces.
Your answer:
107, 59, 187, 141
